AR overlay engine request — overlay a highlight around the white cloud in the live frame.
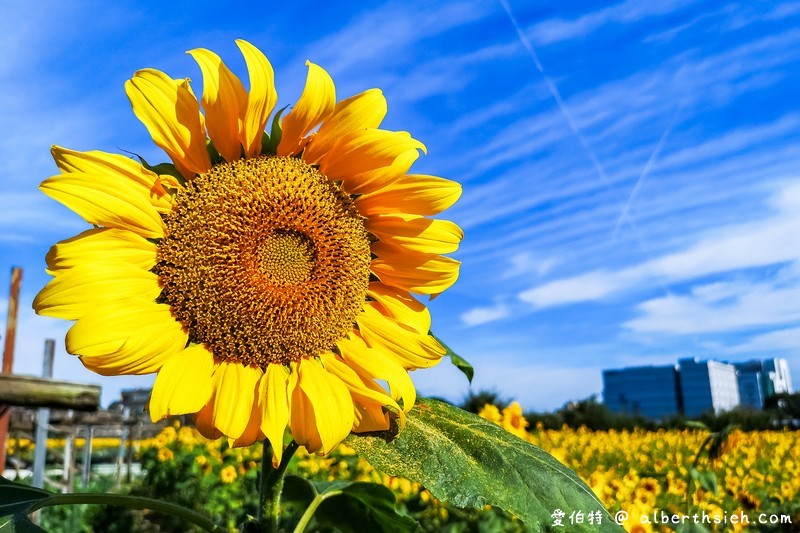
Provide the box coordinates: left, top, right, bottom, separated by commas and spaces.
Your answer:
526, 0, 693, 46
624, 278, 800, 334
519, 181, 800, 308
727, 327, 800, 354
460, 303, 510, 326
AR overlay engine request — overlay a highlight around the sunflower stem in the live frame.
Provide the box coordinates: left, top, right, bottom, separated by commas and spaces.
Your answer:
259, 439, 299, 532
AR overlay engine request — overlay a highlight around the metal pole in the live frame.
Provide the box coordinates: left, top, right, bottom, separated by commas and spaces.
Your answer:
32, 340, 55, 488
81, 426, 93, 487
114, 408, 130, 489
0, 266, 22, 473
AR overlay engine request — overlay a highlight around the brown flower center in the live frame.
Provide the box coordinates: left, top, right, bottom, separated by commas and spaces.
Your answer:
155, 156, 371, 368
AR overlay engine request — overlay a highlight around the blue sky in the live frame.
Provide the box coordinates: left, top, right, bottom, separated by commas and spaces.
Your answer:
1, 0, 799, 409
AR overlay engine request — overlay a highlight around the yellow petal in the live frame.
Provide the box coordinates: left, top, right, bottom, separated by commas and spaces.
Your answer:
277, 61, 335, 156
370, 242, 460, 295
355, 174, 462, 216
230, 399, 265, 448
302, 89, 387, 164
149, 344, 214, 421
367, 282, 430, 334
34, 262, 161, 320
291, 358, 354, 455
211, 362, 262, 440
51, 146, 174, 213
337, 332, 416, 412
319, 129, 425, 194
66, 298, 187, 376
187, 48, 247, 162
356, 305, 444, 369
367, 214, 463, 255
46, 228, 156, 276
258, 364, 291, 466
236, 40, 278, 158
125, 69, 211, 178
40, 172, 165, 239
194, 401, 222, 440
320, 351, 401, 416
352, 401, 391, 433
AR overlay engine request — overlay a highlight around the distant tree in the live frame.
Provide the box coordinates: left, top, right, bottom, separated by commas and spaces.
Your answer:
460, 389, 510, 414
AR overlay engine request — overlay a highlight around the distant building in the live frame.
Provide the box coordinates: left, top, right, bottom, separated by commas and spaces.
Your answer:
108, 388, 151, 415
679, 358, 740, 417
602, 356, 792, 419
603, 365, 681, 419
734, 358, 794, 408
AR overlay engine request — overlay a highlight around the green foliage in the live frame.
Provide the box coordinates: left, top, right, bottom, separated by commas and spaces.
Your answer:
346, 398, 622, 532
434, 337, 473, 384
460, 389, 509, 414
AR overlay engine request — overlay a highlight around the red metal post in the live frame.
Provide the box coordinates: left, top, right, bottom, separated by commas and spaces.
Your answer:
0, 266, 23, 473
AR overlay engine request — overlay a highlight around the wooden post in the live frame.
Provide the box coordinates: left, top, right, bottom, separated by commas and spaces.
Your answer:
63, 426, 74, 492
81, 426, 93, 487
0, 375, 101, 410
0, 266, 22, 472
32, 340, 55, 488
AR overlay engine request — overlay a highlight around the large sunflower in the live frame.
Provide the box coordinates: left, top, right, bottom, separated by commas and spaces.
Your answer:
33, 40, 462, 463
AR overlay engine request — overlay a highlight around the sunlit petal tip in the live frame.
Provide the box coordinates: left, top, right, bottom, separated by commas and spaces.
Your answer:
235, 40, 278, 157
125, 68, 211, 177
276, 60, 336, 157
186, 48, 247, 162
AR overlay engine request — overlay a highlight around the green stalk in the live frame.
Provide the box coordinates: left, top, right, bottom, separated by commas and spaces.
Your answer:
27, 493, 224, 532
292, 490, 343, 533
258, 440, 300, 532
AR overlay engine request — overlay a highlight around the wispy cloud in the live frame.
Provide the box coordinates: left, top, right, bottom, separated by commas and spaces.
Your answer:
526, 0, 693, 46
520, 181, 800, 308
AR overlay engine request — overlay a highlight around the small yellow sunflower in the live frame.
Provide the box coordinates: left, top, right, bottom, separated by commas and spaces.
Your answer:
33, 40, 462, 464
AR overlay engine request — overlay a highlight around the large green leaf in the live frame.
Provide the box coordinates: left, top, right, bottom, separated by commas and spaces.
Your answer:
345, 398, 623, 532
0, 478, 50, 518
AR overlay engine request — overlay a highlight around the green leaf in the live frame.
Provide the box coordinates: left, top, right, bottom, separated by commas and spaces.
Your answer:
282, 475, 317, 506
315, 483, 418, 533
147, 162, 184, 182
690, 469, 718, 495
0, 478, 50, 518
684, 421, 710, 431
434, 336, 473, 384
0, 515, 35, 533
263, 106, 288, 155
345, 398, 622, 532
0, 514, 47, 533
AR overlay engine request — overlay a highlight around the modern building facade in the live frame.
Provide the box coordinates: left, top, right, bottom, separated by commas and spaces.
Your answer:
734, 358, 794, 408
679, 358, 740, 417
603, 357, 793, 419
603, 365, 681, 419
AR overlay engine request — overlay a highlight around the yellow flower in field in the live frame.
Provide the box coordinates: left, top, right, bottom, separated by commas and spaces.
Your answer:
33, 40, 462, 464
478, 404, 502, 424
157, 448, 174, 462
220, 465, 237, 484
500, 402, 529, 438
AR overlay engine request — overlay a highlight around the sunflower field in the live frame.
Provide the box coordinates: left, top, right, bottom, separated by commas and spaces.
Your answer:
9, 403, 792, 532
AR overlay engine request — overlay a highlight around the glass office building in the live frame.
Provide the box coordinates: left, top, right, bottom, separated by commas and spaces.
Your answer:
603, 365, 681, 419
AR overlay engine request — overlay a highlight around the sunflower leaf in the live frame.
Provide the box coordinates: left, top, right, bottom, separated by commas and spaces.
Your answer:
345, 398, 622, 532
263, 106, 289, 155
0, 513, 46, 533
0, 477, 51, 518
433, 336, 473, 384
314, 482, 419, 533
